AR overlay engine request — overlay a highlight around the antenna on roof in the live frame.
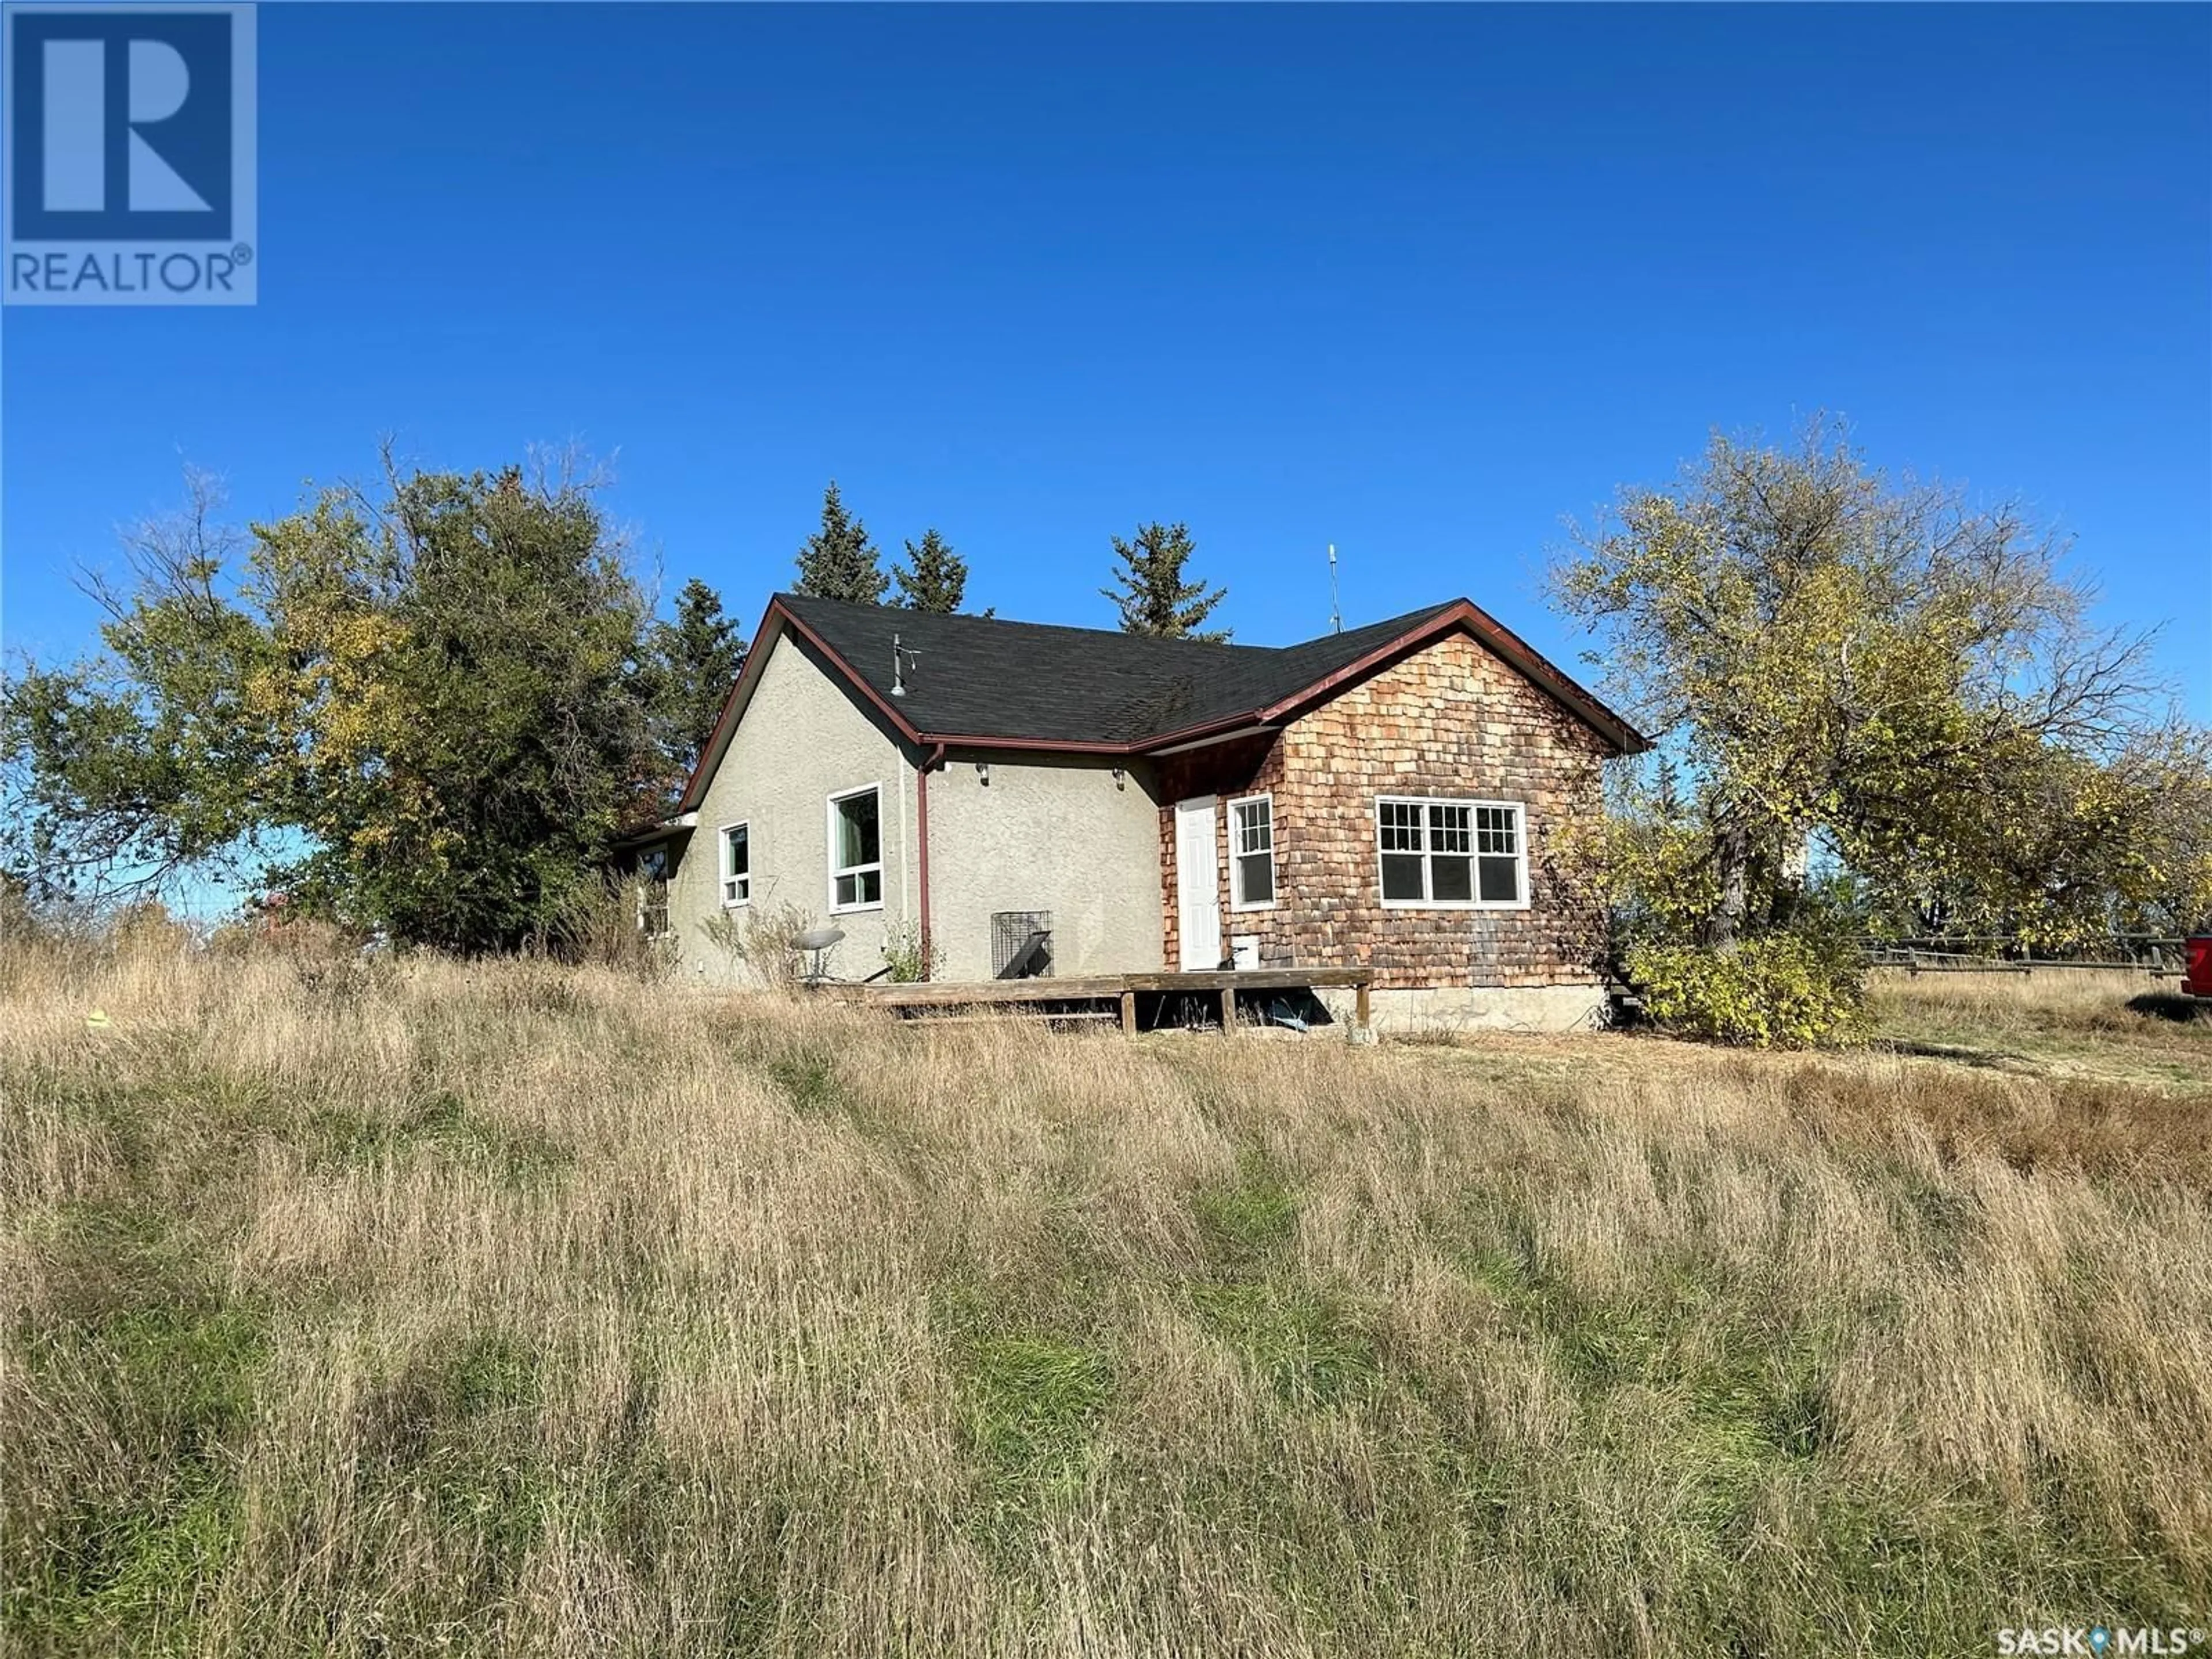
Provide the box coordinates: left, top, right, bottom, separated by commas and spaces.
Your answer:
891, 633, 920, 698
1327, 543, 1342, 635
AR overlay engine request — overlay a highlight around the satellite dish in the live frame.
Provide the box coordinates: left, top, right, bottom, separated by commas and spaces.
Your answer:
793, 925, 846, 986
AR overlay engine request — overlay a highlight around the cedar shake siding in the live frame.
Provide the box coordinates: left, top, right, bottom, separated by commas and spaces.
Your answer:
1157, 631, 1609, 990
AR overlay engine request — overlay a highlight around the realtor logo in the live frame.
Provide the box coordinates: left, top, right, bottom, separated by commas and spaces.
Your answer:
4, 3, 256, 304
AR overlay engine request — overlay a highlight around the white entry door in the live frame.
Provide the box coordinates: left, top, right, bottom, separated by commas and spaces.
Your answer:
1175, 796, 1223, 970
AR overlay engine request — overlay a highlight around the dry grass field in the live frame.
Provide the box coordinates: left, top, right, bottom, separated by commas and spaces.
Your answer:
3, 939, 2209, 1657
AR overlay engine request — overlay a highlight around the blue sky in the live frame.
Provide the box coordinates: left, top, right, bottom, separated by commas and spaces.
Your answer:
5, 3, 2209, 718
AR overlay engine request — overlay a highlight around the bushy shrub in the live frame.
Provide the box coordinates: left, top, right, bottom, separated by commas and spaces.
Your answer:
206, 910, 359, 963
698, 899, 817, 990
535, 874, 673, 978
1627, 931, 1865, 1048
880, 921, 941, 984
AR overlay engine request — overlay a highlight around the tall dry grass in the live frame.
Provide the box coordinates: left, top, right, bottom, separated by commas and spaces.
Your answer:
1869, 966, 2211, 1085
3, 935, 2208, 1656
1870, 964, 2184, 1025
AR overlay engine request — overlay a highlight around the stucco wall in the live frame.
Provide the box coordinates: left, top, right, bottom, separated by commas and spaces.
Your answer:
926, 750, 1165, 981
1156, 630, 1611, 990
666, 634, 920, 987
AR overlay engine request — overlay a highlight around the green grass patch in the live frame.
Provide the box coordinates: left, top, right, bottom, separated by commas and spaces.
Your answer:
92, 1302, 270, 1444
441, 1331, 543, 1419
934, 1277, 1114, 1541
1449, 1191, 1842, 1470
7, 1293, 266, 1654
7, 1461, 245, 1656
352, 1331, 557, 1600
1190, 1283, 1379, 1408
307, 1089, 571, 1186
1188, 1156, 1381, 1408
961, 1332, 1113, 1505
1192, 1154, 1298, 1269
765, 1049, 843, 1119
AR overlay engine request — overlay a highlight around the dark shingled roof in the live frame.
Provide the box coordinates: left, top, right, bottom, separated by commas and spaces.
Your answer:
678, 592, 1644, 812
775, 592, 1460, 748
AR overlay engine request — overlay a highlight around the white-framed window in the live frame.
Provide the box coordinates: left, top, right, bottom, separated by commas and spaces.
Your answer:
1376, 797, 1528, 908
719, 823, 750, 907
1229, 793, 1275, 910
827, 784, 884, 912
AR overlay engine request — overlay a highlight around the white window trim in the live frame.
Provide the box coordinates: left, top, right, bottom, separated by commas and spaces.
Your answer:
1374, 796, 1531, 911
827, 783, 886, 915
719, 821, 751, 908
1228, 791, 1277, 911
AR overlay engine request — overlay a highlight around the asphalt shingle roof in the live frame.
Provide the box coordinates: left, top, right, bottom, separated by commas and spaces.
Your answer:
774, 592, 1461, 747
676, 591, 1645, 811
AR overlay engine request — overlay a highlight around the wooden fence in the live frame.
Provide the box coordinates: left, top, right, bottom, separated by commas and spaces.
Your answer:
1861, 936, 2188, 976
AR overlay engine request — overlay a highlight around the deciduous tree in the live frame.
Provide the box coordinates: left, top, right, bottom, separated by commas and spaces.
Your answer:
2, 456, 660, 949
1550, 419, 2203, 952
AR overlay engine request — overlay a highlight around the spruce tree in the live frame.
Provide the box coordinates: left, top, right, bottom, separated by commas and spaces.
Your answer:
792, 482, 888, 604
1101, 521, 1229, 641
893, 528, 973, 613
640, 578, 747, 781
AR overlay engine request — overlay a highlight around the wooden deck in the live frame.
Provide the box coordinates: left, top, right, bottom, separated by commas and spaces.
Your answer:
819, 967, 1374, 1033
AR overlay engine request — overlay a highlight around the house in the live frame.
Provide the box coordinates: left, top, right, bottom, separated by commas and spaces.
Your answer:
632, 591, 1647, 1031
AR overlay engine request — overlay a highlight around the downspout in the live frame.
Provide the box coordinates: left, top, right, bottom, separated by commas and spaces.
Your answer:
916, 742, 945, 979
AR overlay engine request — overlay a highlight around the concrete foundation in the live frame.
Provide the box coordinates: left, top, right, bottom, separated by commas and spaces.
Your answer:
1315, 983, 1609, 1035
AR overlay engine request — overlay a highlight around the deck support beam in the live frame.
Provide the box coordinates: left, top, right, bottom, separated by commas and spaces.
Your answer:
819, 966, 1376, 1036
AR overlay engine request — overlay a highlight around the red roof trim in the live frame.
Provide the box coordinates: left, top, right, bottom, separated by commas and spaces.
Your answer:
675, 597, 926, 815
676, 602, 782, 813
1459, 603, 1650, 754
1258, 600, 1648, 755
681, 595, 1647, 808
775, 603, 929, 747
923, 733, 1134, 756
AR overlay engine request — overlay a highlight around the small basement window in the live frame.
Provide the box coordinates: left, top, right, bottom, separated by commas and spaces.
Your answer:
1229, 793, 1275, 909
1376, 797, 1527, 909
720, 823, 749, 906
828, 785, 884, 911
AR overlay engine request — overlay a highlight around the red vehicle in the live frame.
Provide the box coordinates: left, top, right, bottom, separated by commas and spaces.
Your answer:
2186, 936, 2212, 1000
